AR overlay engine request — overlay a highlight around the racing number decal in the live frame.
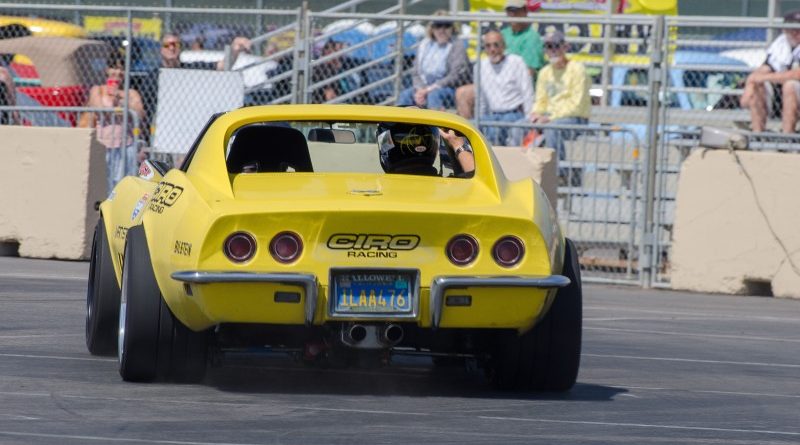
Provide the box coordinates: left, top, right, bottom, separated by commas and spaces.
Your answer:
149, 182, 184, 214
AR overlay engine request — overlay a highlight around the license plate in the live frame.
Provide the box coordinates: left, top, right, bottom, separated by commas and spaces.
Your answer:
332, 270, 414, 314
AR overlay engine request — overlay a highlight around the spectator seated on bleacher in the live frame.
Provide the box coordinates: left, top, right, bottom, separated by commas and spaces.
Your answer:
396, 11, 470, 111
456, 0, 544, 119
529, 31, 591, 186
310, 39, 368, 104
740, 10, 800, 134
475, 29, 533, 147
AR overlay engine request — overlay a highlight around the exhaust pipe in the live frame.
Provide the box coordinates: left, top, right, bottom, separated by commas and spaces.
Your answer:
380, 324, 404, 346
348, 324, 367, 343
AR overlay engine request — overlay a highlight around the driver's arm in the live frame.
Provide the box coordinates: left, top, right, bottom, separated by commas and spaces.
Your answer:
439, 128, 475, 174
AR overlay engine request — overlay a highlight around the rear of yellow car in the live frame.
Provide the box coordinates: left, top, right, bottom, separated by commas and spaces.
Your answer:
91, 106, 581, 391
162, 173, 561, 332
152, 170, 578, 391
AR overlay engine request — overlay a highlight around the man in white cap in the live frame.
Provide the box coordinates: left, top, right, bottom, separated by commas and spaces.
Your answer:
455, 0, 543, 119
530, 31, 590, 184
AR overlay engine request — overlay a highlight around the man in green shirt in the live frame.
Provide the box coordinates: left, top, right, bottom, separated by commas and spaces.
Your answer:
456, 0, 545, 119
501, 0, 545, 78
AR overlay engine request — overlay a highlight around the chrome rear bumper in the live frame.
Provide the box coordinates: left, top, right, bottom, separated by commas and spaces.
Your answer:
429, 275, 570, 328
171, 271, 318, 325
171, 271, 569, 328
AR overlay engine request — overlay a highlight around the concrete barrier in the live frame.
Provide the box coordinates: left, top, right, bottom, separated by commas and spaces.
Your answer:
491, 146, 557, 209
0, 126, 106, 260
671, 148, 800, 299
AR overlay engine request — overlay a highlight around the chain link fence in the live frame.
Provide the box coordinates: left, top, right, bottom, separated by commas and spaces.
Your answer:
2, 2, 799, 287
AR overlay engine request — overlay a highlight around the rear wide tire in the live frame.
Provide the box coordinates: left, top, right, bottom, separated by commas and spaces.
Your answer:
491, 238, 583, 392
118, 226, 208, 383
118, 226, 161, 382
85, 218, 121, 356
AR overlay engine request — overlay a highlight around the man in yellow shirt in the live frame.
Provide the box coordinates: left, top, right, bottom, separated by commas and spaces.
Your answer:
530, 31, 590, 184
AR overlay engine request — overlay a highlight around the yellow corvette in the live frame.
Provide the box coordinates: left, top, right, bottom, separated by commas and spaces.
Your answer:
85, 105, 582, 391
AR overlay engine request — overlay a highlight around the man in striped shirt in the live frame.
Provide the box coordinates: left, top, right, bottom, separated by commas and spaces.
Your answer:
476, 29, 533, 146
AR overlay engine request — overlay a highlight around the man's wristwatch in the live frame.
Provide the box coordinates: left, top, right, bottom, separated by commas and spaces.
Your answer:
454, 144, 472, 157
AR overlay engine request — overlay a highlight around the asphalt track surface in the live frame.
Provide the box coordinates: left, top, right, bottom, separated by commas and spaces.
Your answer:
0, 257, 799, 445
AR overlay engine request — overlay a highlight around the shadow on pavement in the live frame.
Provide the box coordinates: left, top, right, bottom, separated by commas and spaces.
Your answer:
204, 354, 626, 402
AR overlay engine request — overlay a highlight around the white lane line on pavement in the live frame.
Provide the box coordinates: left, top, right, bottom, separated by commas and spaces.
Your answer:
0, 431, 264, 445
479, 416, 800, 437
0, 415, 39, 420
0, 353, 115, 363
288, 406, 427, 416
0, 334, 83, 339
601, 384, 800, 399
0, 273, 85, 281
584, 326, 800, 343
0, 391, 50, 397
584, 306, 800, 323
62, 394, 427, 417
583, 353, 800, 369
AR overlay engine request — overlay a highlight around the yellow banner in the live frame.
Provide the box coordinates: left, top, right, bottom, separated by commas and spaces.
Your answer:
468, 0, 677, 15
83, 16, 162, 39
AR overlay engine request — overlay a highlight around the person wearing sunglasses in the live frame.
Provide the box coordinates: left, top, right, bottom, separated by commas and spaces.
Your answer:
160, 33, 184, 69
530, 31, 590, 185
79, 51, 145, 191
475, 29, 533, 147
396, 11, 470, 111
456, 0, 543, 120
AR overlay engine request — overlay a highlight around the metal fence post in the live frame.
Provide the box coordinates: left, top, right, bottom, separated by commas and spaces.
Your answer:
600, 20, 612, 107
640, 15, 665, 289
292, 3, 309, 104
255, 0, 264, 51
393, 0, 407, 102
473, 19, 483, 128
767, 0, 777, 44
122, 9, 133, 152
165, 0, 172, 34
73, 0, 81, 26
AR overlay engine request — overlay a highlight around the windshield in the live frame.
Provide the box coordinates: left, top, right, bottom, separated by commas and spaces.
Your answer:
225, 120, 475, 179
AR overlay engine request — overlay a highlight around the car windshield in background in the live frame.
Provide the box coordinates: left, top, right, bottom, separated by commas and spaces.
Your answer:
225, 120, 475, 178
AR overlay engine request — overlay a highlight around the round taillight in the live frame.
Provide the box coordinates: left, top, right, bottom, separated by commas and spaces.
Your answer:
446, 235, 478, 266
493, 236, 525, 267
270, 232, 302, 263
224, 232, 256, 263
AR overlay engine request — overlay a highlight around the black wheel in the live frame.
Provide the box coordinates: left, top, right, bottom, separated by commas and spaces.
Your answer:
118, 225, 161, 382
86, 218, 121, 356
118, 225, 208, 382
156, 296, 208, 383
491, 238, 582, 392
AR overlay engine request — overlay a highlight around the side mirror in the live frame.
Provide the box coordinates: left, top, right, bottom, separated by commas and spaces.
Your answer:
138, 159, 167, 181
